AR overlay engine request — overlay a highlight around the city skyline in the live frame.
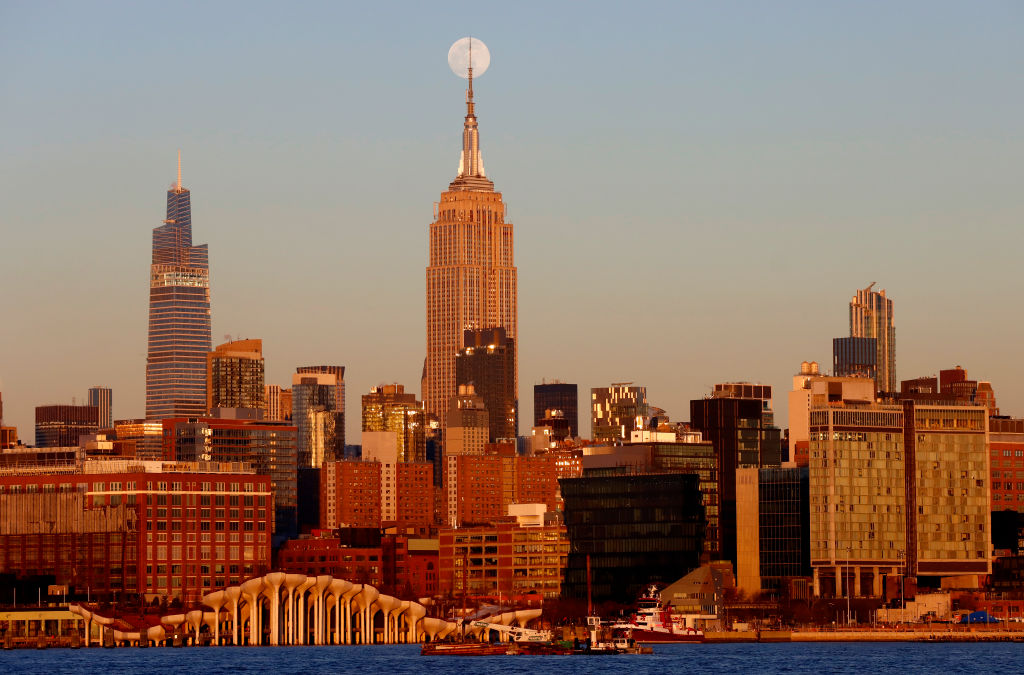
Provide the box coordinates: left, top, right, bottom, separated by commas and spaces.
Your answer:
3, 2, 1024, 443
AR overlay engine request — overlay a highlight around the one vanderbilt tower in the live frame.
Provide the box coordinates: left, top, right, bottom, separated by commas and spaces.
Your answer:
146, 153, 212, 419
425, 38, 518, 432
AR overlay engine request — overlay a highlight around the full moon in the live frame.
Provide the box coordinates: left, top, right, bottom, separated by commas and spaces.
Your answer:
448, 37, 490, 79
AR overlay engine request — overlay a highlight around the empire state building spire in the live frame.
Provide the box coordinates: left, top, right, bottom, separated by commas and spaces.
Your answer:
450, 43, 494, 192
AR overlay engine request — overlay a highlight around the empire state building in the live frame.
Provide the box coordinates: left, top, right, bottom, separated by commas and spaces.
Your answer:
425, 61, 517, 431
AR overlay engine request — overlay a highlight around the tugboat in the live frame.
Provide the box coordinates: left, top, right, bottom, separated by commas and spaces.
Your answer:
607, 585, 704, 643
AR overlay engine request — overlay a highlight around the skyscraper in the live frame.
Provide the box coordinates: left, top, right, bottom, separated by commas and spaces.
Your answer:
206, 339, 265, 413
848, 283, 895, 395
145, 154, 212, 420
87, 386, 113, 430
455, 327, 517, 442
425, 58, 517, 432
35, 404, 99, 447
292, 366, 345, 468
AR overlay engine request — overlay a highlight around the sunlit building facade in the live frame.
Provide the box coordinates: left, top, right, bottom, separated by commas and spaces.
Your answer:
425, 66, 517, 432
848, 283, 896, 395
292, 366, 345, 468
361, 384, 425, 463
145, 159, 212, 420
591, 383, 648, 442
206, 339, 265, 413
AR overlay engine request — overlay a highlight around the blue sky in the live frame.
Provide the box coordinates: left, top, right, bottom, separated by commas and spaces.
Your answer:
2, 1, 1022, 442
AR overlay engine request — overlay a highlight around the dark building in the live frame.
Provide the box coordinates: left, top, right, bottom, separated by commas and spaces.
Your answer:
833, 337, 877, 380
534, 381, 578, 440
560, 471, 705, 604
690, 384, 783, 569
162, 416, 298, 539
582, 441, 719, 561
146, 157, 212, 420
34, 405, 98, 447
736, 467, 810, 596
455, 327, 517, 442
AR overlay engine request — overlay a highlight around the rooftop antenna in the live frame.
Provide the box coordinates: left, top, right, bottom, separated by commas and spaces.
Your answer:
176, 150, 182, 191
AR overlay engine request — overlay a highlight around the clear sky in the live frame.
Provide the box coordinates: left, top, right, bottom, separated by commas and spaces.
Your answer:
2, 1, 1022, 444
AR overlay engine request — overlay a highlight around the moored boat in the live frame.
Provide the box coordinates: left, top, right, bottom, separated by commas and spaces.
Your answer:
607, 585, 705, 643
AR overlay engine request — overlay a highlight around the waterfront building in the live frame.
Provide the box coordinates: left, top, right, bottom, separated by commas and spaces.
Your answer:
146, 156, 212, 420
534, 381, 578, 440
206, 339, 265, 413
808, 402, 990, 597
560, 471, 705, 603
424, 62, 517, 433
0, 460, 272, 602
292, 367, 345, 468
455, 327, 517, 442
161, 416, 298, 538
87, 387, 113, 430
735, 466, 811, 596
320, 460, 382, 529
361, 384, 426, 463
848, 283, 896, 395
438, 507, 568, 602
690, 383, 783, 568
591, 383, 648, 442
34, 404, 98, 447
581, 438, 719, 560
787, 361, 875, 466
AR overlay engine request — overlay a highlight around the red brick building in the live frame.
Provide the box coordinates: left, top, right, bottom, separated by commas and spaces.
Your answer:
438, 519, 567, 602
991, 417, 1024, 511
0, 460, 273, 602
320, 460, 435, 534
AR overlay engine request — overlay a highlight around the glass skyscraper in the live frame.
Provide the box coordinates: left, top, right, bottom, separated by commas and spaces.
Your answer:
145, 158, 212, 420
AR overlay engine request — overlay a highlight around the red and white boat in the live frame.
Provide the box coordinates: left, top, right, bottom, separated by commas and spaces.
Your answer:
608, 586, 705, 643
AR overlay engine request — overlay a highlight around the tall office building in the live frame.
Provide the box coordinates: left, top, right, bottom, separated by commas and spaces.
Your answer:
145, 155, 212, 420
425, 61, 517, 432
87, 387, 113, 430
361, 384, 426, 463
534, 381, 578, 440
292, 366, 345, 468
264, 385, 292, 421
848, 283, 896, 394
591, 383, 648, 442
690, 383, 783, 568
206, 339, 265, 413
455, 327, 517, 442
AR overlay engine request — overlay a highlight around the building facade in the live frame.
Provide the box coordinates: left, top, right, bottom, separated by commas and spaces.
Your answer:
87, 387, 113, 430
848, 283, 896, 395
424, 66, 517, 432
991, 417, 1024, 511
161, 416, 298, 537
206, 339, 265, 413
808, 403, 990, 597
735, 467, 811, 596
439, 518, 568, 601
591, 383, 648, 442
0, 461, 272, 602
534, 381, 578, 440
292, 367, 345, 468
145, 158, 212, 420
35, 405, 98, 447
560, 471, 705, 603
455, 327, 517, 442
361, 384, 426, 463
690, 384, 783, 568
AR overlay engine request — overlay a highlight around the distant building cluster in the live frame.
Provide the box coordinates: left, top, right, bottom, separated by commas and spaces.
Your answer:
3, 69, 1022, 633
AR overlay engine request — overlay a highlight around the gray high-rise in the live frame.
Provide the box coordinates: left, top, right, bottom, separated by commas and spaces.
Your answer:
145, 155, 212, 420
